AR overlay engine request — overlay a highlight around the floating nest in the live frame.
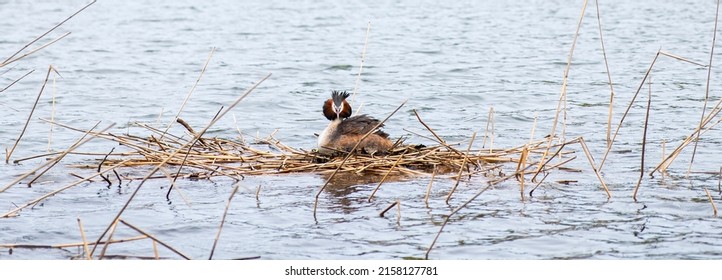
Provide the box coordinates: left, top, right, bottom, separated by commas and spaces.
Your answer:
49, 118, 565, 182
88, 125, 523, 180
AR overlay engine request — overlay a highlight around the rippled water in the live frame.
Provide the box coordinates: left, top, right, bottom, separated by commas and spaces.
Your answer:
1, 0, 722, 259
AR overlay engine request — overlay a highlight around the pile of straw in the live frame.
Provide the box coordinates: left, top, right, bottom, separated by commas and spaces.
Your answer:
61, 118, 525, 180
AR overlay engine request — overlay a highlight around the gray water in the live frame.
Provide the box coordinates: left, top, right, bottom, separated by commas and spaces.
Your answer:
1, 0, 722, 259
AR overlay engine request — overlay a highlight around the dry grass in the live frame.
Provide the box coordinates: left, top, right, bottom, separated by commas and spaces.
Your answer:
52, 117, 576, 182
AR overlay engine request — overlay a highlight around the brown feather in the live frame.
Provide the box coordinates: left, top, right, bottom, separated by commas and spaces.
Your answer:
338, 115, 388, 137
336, 133, 393, 154
322, 99, 336, 120
339, 100, 352, 119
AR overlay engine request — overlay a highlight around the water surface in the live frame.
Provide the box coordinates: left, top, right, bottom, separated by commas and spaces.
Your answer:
1, 0, 721, 259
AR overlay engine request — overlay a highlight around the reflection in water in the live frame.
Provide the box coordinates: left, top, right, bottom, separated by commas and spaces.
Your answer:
321, 172, 405, 214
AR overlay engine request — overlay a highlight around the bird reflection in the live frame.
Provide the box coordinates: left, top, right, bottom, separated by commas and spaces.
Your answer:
320, 171, 405, 214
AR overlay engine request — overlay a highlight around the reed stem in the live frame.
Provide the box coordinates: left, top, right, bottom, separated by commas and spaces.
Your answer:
599, 51, 660, 172
119, 219, 191, 260
160, 47, 216, 140
445, 132, 476, 203
704, 188, 718, 217
368, 150, 408, 202
89, 73, 271, 256
351, 21, 371, 107
688, 0, 721, 175
77, 217, 91, 260
209, 183, 240, 260
633, 76, 652, 201
6, 65, 57, 163
595, 0, 616, 146
1, 0, 96, 66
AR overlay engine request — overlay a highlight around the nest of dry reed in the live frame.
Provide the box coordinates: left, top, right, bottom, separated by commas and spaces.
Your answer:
71, 118, 527, 181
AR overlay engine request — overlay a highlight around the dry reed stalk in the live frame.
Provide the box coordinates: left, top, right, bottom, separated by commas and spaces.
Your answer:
313, 100, 407, 219
561, 86, 568, 145
154, 107, 165, 127
424, 184, 486, 260
632, 76, 652, 201
578, 138, 611, 198
446, 132, 477, 203
426, 163, 538, 259
96, 254, 170, 260
5, 65, 60, 163
166, 107, 224, 199
0, 69, 34, 93
231, 113, 247, 145
536, 0, 588, 176
350, 21, 371, 106
89, 73, 271, 256
403, 128, 444, 143
718, 167, 721, 193
47, 71, 58, 152
689, 0, 721, 175
158, 166, 191, 206
516, 145, 530, 201
604, 49, 711, 175
355, 102, 366, 116
0, 32, 71, 68
27, 122, 111, 186
97, 148, 115, 187
651, 110, 722, 175
97, 219, 119, 259
396, 201, 401, 225
599, 51, 660, 172
379, 200, 399, 217
704, 188, 718, 217
548, 159, 573, 170
529, 112, 538, 144
424, 166, 437, 206
135, 122, 187, 143
152, 241, 160, 260
209, 183, 240, 260
77, 217, 91, 260
159, 47, 216, 140
633, 78, 653, 201
658, 51, 708, 67
661, 139, 667, 177
530, 140, 570, 182
0, 103, 19, 113
0, 160, 129, 218
528, 173, 551, 197
0, 122, 113, 193
368, 149, 408, 202
118, 219, 191, 260
0, 235, 149, 249
594, 0, 615, 146
176, 118, 209, 146
0, 0, 96, 67
69, 173, 95, 181
413, 109, 466, 158
481, 107, 495, 153
256, 184, 261, 201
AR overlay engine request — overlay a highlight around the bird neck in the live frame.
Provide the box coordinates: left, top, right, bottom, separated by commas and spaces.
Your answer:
318, 118, 342, 151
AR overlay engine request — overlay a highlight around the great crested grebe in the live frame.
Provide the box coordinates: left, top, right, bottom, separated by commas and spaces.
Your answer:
318, 90, 393, 155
